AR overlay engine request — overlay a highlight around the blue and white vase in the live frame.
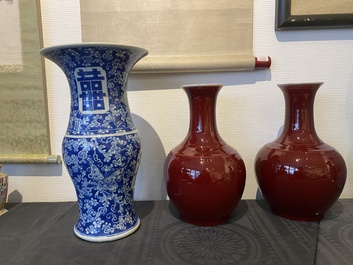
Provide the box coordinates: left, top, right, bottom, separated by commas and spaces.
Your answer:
0, 164, 8, 214
40, 43, 148, 242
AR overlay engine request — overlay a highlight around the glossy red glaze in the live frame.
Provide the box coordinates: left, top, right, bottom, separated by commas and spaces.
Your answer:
255, 83, 346, 221
165, 84, 246, 226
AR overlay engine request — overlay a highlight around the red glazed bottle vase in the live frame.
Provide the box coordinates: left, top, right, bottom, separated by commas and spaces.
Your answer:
165, 84, 246, 226
255, 83, 346, 221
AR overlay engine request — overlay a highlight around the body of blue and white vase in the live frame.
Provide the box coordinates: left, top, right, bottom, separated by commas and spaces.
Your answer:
40, 43, 148, 242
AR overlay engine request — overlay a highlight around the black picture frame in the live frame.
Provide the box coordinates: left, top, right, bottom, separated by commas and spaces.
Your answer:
276, 0, 353, 30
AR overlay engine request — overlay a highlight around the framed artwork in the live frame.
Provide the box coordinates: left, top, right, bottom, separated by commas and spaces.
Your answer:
0, 0, 60, 163
276, 0, 353, 30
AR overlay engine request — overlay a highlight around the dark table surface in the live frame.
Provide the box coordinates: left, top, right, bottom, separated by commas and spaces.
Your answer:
0, 199, 352, 265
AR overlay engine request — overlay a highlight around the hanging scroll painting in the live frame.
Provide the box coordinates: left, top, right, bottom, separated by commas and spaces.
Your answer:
80, 0, 270, 73
0, 0, 60, 164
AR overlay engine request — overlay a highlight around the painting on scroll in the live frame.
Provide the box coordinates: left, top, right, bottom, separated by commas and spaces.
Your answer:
80, 0, 259, 73
0, 0, 60, 164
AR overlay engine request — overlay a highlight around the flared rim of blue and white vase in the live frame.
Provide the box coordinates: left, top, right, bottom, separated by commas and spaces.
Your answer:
40, 42, 148, 56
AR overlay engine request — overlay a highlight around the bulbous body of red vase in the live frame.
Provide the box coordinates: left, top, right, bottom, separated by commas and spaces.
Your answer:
255, 83, 346, 221
165, 84, 246, 226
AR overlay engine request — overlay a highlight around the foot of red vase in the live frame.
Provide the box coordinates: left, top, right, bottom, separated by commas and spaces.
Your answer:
272, 208, 323, 222
180, 214, 229, 226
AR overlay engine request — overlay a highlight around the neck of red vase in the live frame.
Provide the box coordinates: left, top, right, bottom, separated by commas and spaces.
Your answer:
183, 85, 222, 146
277, 83, 323, 145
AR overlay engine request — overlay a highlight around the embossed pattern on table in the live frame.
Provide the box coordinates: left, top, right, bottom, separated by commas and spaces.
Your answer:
4, 200, 319, 265
150, 201, 318, 265
316, 199, 353, 265
3, 200, 352, 264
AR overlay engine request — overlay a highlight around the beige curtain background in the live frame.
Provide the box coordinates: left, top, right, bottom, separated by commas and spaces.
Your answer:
80, 0, 255, 73
0, 0, 60, 164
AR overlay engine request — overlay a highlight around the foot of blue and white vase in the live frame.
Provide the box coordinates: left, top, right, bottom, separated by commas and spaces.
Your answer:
73, 218, 140, 242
